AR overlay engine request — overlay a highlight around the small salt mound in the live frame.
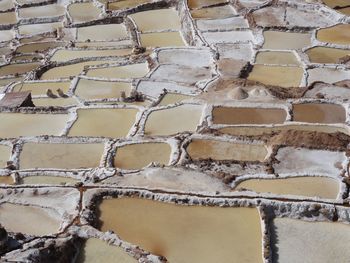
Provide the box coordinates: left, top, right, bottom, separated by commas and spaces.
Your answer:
228, 87, 248, 100
249, 87, 269, 97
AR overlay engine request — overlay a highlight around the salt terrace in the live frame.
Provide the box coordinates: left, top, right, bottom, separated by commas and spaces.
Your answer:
0, 0, 350, 262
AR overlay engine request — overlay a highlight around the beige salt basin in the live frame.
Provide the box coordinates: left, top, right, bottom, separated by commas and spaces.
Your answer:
50, 49, 132, 63
0, 113, 68, 138
0, 203, 60, 236
77, 24, 128, 41
75, 79, 132, 100
77, 238, 136, 263
18, 22, 63, 36
0, 12, 16, 25
68, 2, 102, 23
0, 144, 11, 168
188, 0, 227, 9
140, 32, 186, 47
293, 103, 346, 124
68, 108, 138, 138
0, 176, 13, 184
40, 60, 121, 79
144, 104, 203, 136
323, 0, 350, 15
0, 62, 40, 77
21, 176, 78, 185
190, 5, 236, 19
248, 65, 303, 87
255, 51, 300, 65
317, 24, 350, 45
306, 46, 350, 64
18, 4, 65, 18
129, 8, 181, 32
273, 218, 350, 263
187, 139, 268, 161
32, 98, 78, 107
217, 124, 350, 136
212, 107, 286, 125
262, 31, 311, 50
12, 81, 70, 96
19, 143, 105, 169
236, 176, 339, 199
16, 41, 67, 53
99, 198, 263, 263
157, 93, 192, 106
114, 142, 171, 170
86, 63, 149, 79
107, 0, 152, 10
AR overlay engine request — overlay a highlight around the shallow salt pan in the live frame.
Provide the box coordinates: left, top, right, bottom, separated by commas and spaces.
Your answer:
273, 218, 350, 263
0, 144, 11, 168
99, 198, 263, 263
114, 142, 171, 170
77, 238, 136, 263
0, 203, 61, 236
20, 143, 105, 169
273, 147, 346, 176
236, 177, 339, 199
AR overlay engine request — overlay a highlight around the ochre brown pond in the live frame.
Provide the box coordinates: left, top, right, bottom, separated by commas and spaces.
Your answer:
212, 107, 287, 125
317, 24, 350, 45
187, 139, 268, 161
293, 103, 345, 123
99, 198, 263, 263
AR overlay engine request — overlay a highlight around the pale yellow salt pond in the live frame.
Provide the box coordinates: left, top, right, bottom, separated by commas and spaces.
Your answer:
50, 49, 132, 63
21, 176, 78, 185
18, 4, 65, 18
99, 198, 263, 263
0, 144, 11, 168
306, 46, 350, 64
293, 103, 346, 124
0, 203, 60, 236
0, 62, 40, 77
255, 51, 300, 65
236, 177, 339, 199
33, 98, 78, 107
263, 31, 311, 50
187, 139, 268, 161
86, 62, 149, 79
317, 24, 350, 45
248, 65, 303, 87
218, 124, 350, 136
144, 104, 203, 136
140, 32, 186, 47
191, 5, 236, 19
77, 238, 136, 263
107, 0, 151, 10
68, 108, 138, 137
68, 2, 102, 23
212, 107, 286, 125
40, 60, 121, 79
273, 218, 350, 263
18, 22, 63, 35
129, 9, 180, 32
114, 143, 171, 170
77, 24, 128, 41
75, 79, 132, 100
0, 176, 14, 184
0, 0, 14, 12
188, 0, 227, 9
0, 113, 68, 138
12, 81, 70, 96
20, 143, 105, 169
157, 93, 192, 106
